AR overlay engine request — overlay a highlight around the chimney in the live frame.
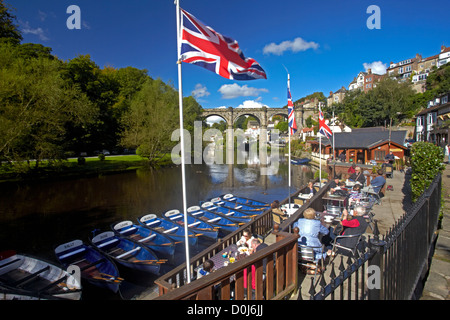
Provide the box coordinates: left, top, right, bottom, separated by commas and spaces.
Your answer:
442, 45, 446, 52
368, 68, 372, 74
330, 91, 333, 96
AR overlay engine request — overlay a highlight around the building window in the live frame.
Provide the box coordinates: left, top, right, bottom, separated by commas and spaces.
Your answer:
442, 96, 448, 104
374, 150, 386, 160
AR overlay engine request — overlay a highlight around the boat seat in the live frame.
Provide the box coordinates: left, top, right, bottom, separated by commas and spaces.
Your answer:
119, 227, 137, 235
116, 247, 141, 259
163, 226, 179, 234
97, 238, 119, 249
58, 248, 86, 261
207, 217, 221, 223
138, 234, 156, 243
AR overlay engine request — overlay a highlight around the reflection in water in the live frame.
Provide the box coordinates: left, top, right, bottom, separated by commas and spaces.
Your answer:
0, 155, 315, 262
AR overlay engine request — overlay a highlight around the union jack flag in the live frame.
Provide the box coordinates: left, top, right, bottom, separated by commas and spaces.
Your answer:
287, 87, 297, 135
180, 9, 267, 80
318, 105, 333, 139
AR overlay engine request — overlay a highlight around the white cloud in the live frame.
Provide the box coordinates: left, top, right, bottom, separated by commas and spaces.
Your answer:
192, 83, 210, 99
236, 100, 265, 109
263, 37, 319, 56
363, 61, 387, 75
20, 21, 49, 41
218, 83, 268, 99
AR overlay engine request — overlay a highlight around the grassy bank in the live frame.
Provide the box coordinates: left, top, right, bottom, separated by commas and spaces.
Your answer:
0, 154, 175, 184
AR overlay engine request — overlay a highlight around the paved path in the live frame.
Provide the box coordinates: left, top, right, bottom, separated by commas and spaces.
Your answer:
420, 164, 450, 300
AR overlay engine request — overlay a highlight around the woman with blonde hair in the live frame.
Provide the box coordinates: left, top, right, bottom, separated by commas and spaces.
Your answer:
293, 208, 329, 260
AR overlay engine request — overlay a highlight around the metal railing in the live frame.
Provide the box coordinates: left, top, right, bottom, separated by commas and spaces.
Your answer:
307, 173, 442, 300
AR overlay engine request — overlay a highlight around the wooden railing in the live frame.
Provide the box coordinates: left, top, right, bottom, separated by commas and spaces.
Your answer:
153, 230, 299, 300
153, 179, 331, 299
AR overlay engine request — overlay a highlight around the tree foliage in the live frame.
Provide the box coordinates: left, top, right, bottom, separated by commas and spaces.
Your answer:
329, 78, 416, 128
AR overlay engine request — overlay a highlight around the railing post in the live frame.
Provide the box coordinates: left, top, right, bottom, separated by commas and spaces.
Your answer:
367, 221, 386, 300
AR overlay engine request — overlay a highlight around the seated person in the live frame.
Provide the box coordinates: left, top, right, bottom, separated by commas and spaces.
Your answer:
348, 163, 356, 174
326, 208, 368, 256
349, 166, 366, 185
363, 169, 386, 194
348, 184, 363, 206
305, 181, 317, 196
329, 176, 340, 193
197, 259, 214, 279
271, 201, 287, 220
236, 228, 257, 247
293, 208, 329, 259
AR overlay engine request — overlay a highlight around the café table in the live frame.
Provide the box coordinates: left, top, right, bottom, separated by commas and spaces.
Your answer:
195, 244, 250, 274
322, 192, 347, 213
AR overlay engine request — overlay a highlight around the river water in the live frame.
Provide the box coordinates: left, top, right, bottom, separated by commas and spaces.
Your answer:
0, 153, 315, 299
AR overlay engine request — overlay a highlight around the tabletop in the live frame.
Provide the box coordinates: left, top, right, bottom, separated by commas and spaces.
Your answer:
196, 244, 250, 273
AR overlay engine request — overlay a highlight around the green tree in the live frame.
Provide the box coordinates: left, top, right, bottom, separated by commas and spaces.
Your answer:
0, 0, 22, 44
120, 78, 179, 162
0, 43, 94, 167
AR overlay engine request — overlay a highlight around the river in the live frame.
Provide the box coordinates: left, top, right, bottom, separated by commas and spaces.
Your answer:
0, 153, 315, 299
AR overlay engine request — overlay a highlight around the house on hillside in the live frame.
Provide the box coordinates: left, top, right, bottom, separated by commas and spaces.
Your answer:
308, 128, 408, 164
415, 92, 450, 146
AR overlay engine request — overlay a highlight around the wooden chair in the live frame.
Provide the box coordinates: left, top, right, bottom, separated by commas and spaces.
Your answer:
384, 166, 393, 178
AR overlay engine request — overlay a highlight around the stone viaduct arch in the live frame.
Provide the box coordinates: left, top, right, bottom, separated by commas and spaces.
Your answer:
201, 106, 317, 131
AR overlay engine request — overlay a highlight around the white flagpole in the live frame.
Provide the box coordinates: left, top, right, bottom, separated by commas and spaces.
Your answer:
287, 73, 292, 209
319, 133, 322, 184
175, 0, 191, 283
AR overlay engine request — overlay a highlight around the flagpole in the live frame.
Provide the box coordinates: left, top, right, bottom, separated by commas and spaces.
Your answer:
175, 0, 191, 283
287, 73, 292, 209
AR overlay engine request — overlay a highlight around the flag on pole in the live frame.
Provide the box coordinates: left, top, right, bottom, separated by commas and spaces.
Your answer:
179, 9, 267, 80
287, 87, 297, 135
318, 106, 333, 139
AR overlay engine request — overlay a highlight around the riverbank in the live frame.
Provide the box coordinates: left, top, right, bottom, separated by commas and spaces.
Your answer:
0, 154, 174, 185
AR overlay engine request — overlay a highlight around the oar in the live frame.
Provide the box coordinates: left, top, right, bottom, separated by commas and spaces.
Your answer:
93, 275, 122, 283
134, 259, 167, 264
99, 273, 124, 281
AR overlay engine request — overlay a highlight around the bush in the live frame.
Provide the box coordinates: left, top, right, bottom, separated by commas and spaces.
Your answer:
77, 157, 86, 165
98, 153, 105, 161
410, 142, 445, 202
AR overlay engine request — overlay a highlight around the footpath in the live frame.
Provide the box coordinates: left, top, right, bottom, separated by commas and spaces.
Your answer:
420, 164, 450, 300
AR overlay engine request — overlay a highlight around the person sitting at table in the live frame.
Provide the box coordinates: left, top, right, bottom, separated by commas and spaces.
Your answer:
326, 207, 368, 256
348, 163, 356, 174
271, 201, 287, 217
305, 181, 317, 196
293, 208, 329, 260
197, 259, 215, 279
329, 176, 340, 193
236, 228, 256, 247
362, 169, 386, 195
348, 184, 362, 207
349, 166, 365, 185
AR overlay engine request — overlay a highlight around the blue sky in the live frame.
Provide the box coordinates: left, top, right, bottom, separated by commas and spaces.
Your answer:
7, 0, 450, 111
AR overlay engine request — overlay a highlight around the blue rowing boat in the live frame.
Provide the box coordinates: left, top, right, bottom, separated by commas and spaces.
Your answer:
90, 231, 161, 275
186, 206, 240, 234
200, 201, 255, 223
220, 194, 271, 208
138, 214, 198, 246
209, 197, 267, 214
291, 158, 311, 165
111, 221, 176, 260
54, 240, 121, 293
163, 209, 219, 240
